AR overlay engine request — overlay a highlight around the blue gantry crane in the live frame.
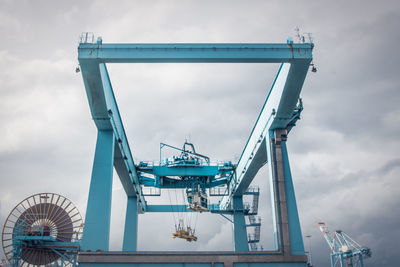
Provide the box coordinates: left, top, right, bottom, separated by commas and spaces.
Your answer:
75, 32, 314, 266
318, 222, 372, 267
74, 32, 316, 267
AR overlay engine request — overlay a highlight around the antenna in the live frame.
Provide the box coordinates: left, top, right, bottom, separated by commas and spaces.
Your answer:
295, 27, 301, 42
305, 234, 313, 266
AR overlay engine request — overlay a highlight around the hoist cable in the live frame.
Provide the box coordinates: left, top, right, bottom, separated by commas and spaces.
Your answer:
181, 188, 188, 227
174, 186, 180, 224
167, 188, 177, 231
193, 211, 199, 234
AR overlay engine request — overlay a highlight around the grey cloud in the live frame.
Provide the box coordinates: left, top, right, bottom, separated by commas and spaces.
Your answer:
1, 1, 400, 266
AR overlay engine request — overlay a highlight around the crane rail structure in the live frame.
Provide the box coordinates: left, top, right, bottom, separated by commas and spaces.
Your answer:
77, 32, 314, 267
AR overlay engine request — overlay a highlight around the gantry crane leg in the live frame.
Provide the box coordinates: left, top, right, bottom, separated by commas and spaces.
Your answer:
232, 196, 249, 252
267, 129, 305, 255
123, 196, 138, 251
82, 130, 115, 251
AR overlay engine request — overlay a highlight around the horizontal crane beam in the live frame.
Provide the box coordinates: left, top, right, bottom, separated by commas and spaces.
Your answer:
138, 165, 232, 176
146, 205, 197, 212
78, 42, 313, 63
146, 205, 244, 214
140, 177, 229, 188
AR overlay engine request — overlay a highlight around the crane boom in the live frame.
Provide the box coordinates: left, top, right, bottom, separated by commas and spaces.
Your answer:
318, 222, 334, 250
318, 222, 371, 267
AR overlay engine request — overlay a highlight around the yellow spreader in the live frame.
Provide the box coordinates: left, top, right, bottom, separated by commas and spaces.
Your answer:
172, 229, 198, 242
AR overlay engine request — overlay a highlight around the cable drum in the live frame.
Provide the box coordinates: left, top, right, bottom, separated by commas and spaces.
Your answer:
2, 193, 83, 266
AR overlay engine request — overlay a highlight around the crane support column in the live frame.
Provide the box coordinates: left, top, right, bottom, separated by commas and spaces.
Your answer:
82, 130, 115, 251
122, 197, 138, 251
268, 129, 304, 255
232, 196, 249, 252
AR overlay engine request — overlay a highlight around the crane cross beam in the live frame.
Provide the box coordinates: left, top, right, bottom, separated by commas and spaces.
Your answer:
78, 42, 313, 63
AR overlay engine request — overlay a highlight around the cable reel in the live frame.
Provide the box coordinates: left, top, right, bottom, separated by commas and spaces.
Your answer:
2, 193, 83, 267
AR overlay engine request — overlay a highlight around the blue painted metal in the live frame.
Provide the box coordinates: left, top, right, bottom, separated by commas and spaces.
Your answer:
137, 142, 234, 190
267, 131, 280, 250
280, 137, 305, 255
11, 220, 24, 267
78, 42, 313, 63
81, 130, 115, 251
145, 204, 245, 214
147, 205, 193, 213
139, 165, 232, 177
15, 236, 57, 241
139, 142, 234, 214
212, 58, 310, 256
12, 221, 80, 267
140, 176, 229, 189
219, 63, 285, 209
270, 61, 310, 130
98, 63, 146, 207
232, 196, 249, 252
123, 197, 138, 251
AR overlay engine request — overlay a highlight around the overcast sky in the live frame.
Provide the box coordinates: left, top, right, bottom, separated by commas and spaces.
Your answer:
1, 0, 399, 266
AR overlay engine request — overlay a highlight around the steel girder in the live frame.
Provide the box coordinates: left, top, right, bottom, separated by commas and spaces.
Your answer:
78, 42, 313, 63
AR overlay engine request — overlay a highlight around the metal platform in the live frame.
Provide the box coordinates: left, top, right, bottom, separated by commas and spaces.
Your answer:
78, 251, 307, 267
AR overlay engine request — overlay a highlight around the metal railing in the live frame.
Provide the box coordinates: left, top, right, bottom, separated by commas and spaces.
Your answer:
141, 187, 161, 196
79, 32, 95, 44
209, 186, 229, 196
138, 160, 233, 168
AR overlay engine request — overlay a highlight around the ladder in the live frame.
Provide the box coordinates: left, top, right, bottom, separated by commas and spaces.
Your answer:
244, 187, 262, 251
